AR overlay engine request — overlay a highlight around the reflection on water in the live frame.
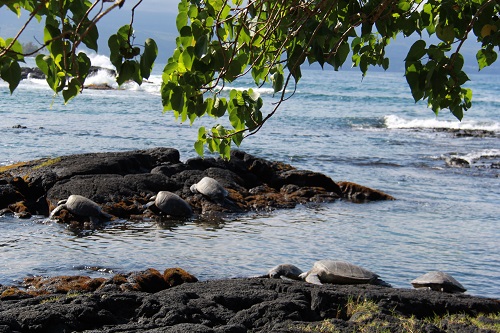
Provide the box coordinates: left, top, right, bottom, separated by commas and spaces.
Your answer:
1, 176, 499, 298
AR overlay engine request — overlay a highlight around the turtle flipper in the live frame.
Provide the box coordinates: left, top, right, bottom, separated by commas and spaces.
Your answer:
99, 211, 113, 220
372, 278, 392, 287
280, 276, 296, 282
305, 273, 323, 285
49, 204, 65, 219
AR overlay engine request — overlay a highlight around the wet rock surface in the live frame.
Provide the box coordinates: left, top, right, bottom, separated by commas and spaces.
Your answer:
0, 277, 498, 333
433, 128, 499, 138
0, 147, 394, 227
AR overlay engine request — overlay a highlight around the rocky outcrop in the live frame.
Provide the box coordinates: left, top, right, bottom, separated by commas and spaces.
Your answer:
0, 277, 498, 333
434, 127, 499, 138
0, 148, 394, 226
337, 181, 396, 202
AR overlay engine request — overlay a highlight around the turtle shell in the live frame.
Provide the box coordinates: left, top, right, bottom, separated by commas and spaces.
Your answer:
65, 194, 102, 217
154, 191, 192, 217
411, 271, 466, 293
311, 260, 378, 284
267, 264, 303, 280
190, 177, 228, 200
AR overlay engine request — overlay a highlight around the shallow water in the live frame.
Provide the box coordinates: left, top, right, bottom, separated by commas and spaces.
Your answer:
1, 58, 499, 298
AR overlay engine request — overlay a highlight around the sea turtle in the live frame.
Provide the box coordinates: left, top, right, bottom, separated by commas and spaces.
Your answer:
146, 191, 192, 217
49, 194, 112, 224
299, 260, 390, 286
411, 271, 466, 293
190, 177, 228, 201
258, 264, 304, 280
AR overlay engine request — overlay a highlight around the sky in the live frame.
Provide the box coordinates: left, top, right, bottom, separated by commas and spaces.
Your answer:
0, 0, 498, 72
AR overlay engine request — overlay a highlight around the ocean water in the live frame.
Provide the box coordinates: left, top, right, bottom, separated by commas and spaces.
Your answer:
1, 56, 499, 298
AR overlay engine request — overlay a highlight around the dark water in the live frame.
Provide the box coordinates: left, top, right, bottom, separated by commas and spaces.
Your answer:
1, 57, 499, 298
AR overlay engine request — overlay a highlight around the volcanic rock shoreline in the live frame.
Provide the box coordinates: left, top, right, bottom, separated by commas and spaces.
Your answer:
0, 277, 499, 333
0, 147, 394, 223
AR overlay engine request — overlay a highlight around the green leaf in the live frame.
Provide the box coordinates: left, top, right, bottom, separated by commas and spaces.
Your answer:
194, 35, 209, 58
232, 132, 244, 146
140, 38, 158, 79
179, 26, 193, 48
35, 54, 50, 76
194, 126, 206, 156
405, 40, 426, 62
194, 140, 205, 156
271, 71, 284, 93
117, 60, 137, 85
170, 85, 185, 112
436, 24, 455, 44
219, 139, 231, 159
450, 104, 463, 120
476, 48, 497, 70
462, 88, 472, 109
62, 79, 81, 104
4, 38, 24, 61
76, 51, 91, 80
225, 58, 243, 81
176, 11, 188, 32
180, 47, 195, 71
82, 23, 99, 52
405, 64, 424, 102
108, 34, 124, 71
0, 59, 21, 93
211, 97, 227, 117
312, 42, 325, 68
117, 25, 132, 40
334, 42, 350, 70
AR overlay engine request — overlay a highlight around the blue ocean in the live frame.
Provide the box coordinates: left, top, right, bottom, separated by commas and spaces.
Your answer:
1, 55, 499, 298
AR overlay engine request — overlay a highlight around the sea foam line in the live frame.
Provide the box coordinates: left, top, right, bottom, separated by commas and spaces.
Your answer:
384, 115, 500, 132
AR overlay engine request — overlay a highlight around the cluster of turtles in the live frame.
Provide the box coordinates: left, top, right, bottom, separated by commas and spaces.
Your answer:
49, 176, 226, 222
48, 178, 466, 294
260, 260, 467, 293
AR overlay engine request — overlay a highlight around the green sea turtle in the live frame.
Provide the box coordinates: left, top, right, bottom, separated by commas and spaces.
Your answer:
411, 271, 466, 293
190, 177, 228, 201
146, 191, 192, 217
299, 260, 390, 286
49, 194, 112, 224
258, 264, 304, 280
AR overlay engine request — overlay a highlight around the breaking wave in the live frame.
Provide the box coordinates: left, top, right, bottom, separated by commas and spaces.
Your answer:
384, 115, 500, 132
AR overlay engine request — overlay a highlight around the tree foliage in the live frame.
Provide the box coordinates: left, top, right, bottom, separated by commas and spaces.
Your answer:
1, 0, 499, 158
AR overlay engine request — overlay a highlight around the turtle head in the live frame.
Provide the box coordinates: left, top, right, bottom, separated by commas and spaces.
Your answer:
57, 199, 68, 206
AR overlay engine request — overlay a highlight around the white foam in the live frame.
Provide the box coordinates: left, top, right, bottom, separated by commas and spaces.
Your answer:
446, 149, 500, 164
463, 149, 500, 161
384, 115, 500, 132
226, 86, 276, 95
85, 70, 118, 89
85, 51, 115, 70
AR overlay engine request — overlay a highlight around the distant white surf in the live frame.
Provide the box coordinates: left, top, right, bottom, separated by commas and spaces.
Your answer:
384, 115, 500, 132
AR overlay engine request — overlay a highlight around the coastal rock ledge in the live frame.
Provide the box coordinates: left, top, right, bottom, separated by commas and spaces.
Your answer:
0, 147, 394, 223
0, 278, 499, 333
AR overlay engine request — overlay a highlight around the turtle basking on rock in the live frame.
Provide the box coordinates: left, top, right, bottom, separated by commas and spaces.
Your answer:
411, 271, 466, 293
145, 191, 192, 218
299, 260, 391, 286
190, 177, 229, 202
258, 264, 304, 280
49, 194, 112, 224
